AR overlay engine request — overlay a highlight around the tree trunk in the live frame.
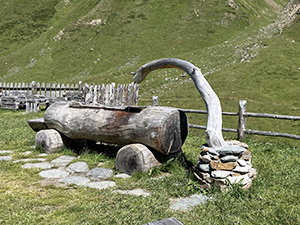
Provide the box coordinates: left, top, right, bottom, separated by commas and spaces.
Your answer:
35, 129, 64, 153
115, 144, 161, 175
131, 58, 225, 149
44, 102, 188, 155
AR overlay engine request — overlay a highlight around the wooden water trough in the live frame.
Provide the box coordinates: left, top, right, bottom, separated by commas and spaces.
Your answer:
28, 102, 189, 174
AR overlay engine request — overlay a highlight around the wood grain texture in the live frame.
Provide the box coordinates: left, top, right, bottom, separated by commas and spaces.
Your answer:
132, 58, 225, 148
115, 144, 161, 174
44, 103, 188, 155
35, 129, 64, 153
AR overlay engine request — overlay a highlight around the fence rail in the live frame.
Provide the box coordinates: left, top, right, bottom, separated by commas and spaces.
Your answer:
0, 81, 139, 112
151, 97, 300, 141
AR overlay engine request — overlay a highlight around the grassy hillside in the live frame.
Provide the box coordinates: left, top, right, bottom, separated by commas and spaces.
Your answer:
0, 0, 299, 145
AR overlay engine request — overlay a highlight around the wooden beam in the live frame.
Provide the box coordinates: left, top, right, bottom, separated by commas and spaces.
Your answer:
132, 58, 225, 148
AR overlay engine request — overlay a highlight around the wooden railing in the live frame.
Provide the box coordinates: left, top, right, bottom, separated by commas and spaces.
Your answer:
0, 81, 139, 112
152, 96, 300, 140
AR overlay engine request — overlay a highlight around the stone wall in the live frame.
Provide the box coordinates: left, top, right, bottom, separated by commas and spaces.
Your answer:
194, 140, 257, 191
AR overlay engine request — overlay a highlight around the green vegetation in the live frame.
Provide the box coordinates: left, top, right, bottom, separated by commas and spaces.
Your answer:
0, 0, 299, 224
0, 0, 299, 145
1, 109, 300, 224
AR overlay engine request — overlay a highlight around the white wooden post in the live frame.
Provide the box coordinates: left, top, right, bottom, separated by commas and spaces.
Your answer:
238, 100, 247, 141
152, 96, 159, 106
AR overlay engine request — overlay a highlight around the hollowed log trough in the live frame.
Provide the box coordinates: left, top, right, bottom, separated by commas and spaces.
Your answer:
28, 102, 189, 174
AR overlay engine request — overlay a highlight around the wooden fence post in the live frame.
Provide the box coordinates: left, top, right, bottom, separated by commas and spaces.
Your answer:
31, 81, 36, 97
152, 96, 159, 106
238, 100, 247, 141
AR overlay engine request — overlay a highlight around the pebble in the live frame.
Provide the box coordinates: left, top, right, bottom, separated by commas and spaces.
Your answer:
220, 155, 238, 162
84, 181, 116, 190
23, 151, 33, 155
211, 170, 231, 179
197, 162, 210, 172
22, 162, 53, 169
59, 176, 90, 186
233, 165, 251, 173
113, 188, 150, 197
39, 169, 70, 178
0, 150, 13, 154
220, 145, 245, 156
114, 173, 132, 179
0, 156, 12, 161
227, 174, 250, 185
38, 153, 48, 157
67, 162, 89, 173
51, 155, 76, 167
13, 158, 46, 163
170, 194, 213, 210
87, 168, 114, 180
237, 159, 247, 167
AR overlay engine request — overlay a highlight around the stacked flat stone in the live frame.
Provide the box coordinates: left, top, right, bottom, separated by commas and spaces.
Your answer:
195, 140, 257, 191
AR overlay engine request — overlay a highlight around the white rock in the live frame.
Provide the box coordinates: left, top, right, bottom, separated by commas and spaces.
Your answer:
0, 156, 12, 161
237, 159, 247, 167
114, 173, 131, 179
227, 174, 250, 185
170, 194, 213, 210
113, 188, 150, 197
0, 150, 13, 154
59, 176, 90, 186
38, 153, 48, 157
39, 169, 69, 178
67, 162, 89, 173
22, 162, 53, 169
233, 165, 251, 173
211, 170, 231, 179
84, 181, 116, 190
23, 151, 33, 155
51, 155, 76, 167
87, 168, 114, 180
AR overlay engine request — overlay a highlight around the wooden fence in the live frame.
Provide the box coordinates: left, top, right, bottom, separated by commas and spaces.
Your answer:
152, 96, 300, 141
0, 81, 139, 112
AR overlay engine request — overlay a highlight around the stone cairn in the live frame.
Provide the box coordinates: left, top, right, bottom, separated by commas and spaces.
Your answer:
194, 140, 257, 191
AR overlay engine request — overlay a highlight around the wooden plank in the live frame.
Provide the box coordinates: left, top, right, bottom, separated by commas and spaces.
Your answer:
93, 84, 98, 103
104, 84, 110, 105
61, 84, 65, 97
31, 81, 36, 96
238, 100, 247, 141
40, 83, 45, 97
133, 83, 139, 106
246, 129, 300, 140
110, 82, 115, 106
36, 82, 41, 96
189, 124, 237, 133
45, 83, 49, 97
56, 83, 61, 98
116, 84, 121, 106
121, 84, 126, 106
100, 83, 105, 104
96, 84, 101, 103
245, 112, 300, 121
50, 83, 55, 98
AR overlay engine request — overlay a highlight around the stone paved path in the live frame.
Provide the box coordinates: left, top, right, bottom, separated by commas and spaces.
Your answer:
1, 149, 212, 210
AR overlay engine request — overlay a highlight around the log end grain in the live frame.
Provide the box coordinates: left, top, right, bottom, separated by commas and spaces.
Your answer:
115, 144, 161, 175
35, 129, 64, 153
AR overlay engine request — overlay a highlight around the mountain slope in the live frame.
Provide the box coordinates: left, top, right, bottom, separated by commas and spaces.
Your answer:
0, 0, 299, 144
